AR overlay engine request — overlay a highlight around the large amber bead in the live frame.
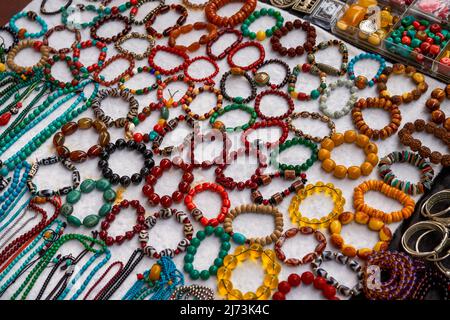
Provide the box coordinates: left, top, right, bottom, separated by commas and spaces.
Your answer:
337, 5, 367, 29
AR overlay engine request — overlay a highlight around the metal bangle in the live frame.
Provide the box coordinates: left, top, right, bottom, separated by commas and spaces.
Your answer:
401, 220, 448, 258
421, 189, 450, 220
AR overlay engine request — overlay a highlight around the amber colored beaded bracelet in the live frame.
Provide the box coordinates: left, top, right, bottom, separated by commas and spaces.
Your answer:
205, 0, 257, 28
286, 111, 335, 143
145, 4, 188, 38
157, 74, 195, 108
426, 84, 450, 131
168, 22, 218, 52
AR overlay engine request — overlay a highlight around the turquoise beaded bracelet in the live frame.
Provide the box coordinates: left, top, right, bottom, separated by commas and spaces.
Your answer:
270, 137, 318, 174
240, 8, 284, 41
9, 11, 48, 39
61, 4, 105, 30
348, 53, 386, 89
209, 103, 257, 132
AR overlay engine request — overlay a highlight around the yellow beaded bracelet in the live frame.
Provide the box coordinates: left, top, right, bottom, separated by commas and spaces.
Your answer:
289, 182, 345, 229
217, 243, 281, 300
329, 211, 392, 260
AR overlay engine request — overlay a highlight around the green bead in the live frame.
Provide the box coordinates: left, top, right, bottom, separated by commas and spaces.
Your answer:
191, 238, 201, 247
98, 203, 112, 217
249, 32, 256, 40
96, 178, 111, 191
232, 233, 246, 245
221, 242, 231, 251
184, 254, 194, 263
214, 258, 223, 267
205, 226, 214, 235
83, 214, 100, 228
214, 226, 224, 236
103, 189, 116, 202
209, 265, 218, 275
184, 263, 194, 273
60, 203, 73, 217
220, 233, 230, 242
187, 246, 197, 255
196, 231, 206, 240
161, 106, 169, 120
67, 215, 82, 227
311, 89, 320, 99
80, 179, 96, 193
219, 250, 228, 258
66, 190, 81, 204
190, 270, 200, 280
200, 270, 210, 280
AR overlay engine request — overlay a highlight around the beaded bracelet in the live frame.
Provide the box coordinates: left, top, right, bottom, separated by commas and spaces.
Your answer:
273, 271, 338, 300
183, 226, 231, 280
319, 79, 358, 119
184, 56, 219, 84
205, 0, 257, 28
93, 53, 135, 86
242, 119, 289, 149
145, 4, 188, 38
348, 53, 386, 89
139, 208, 194, 258
90, 14, 132, 44
312, 251, 364, 297
40, 0, 73, 15
227, 41, 265, 71
99, 199, 146, 246
188, 129, 231, 168
142, 158, 194, 208
241, 8, 284, 41
289, 182, 345, 229
250, 173, 306, 206
72, 39, 108, 73
329, 211, 392, 260
118, 66, 160, 95
377, 64, 428, 105
148, 45, 189, 75
252, 59, 291, 89
61, 4, 104, 30
270, 137, 318, 175
169, 22, 218, 52
9, 11, 48, 39
44, 53, 89, 90
27, 156, 80, 198
157, 74, 195, 109
151, 115, 195, 156
210, 103, 257, 132
6, 40, 50, 74
426, 85, 450, 130
288, 63, 326, 101
169, 285, 214, 300
219, 68, 257, 104
275, 227, 326, 266
182, 85, 223, 121
182, 0, 209, 9
206, 28, 243, 61
42, 25, 81, 54
129, 0, 165, 25
398, 119, 450, 166
319, 130, 378, 179
307, 40, 348, 76
125, 102, 161, 142
286, 111, 335, 143
53, 118, 110, 163
254, 89, 294, 121
99, 138, 154, 187
271, 19, 316, 57
0, 26, 18, 53
217, 243, 280, 300
114, 32, 155, 60
185, 182, 230, 227
92, 88, 139, 128
61, 178, 117, 228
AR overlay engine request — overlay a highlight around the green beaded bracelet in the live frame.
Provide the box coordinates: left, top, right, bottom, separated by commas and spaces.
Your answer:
209, 103, 257, 132
270, 137, 318, 174
240, 7, 284, 41
183, 226, 231, 281
61, 178, 117, 228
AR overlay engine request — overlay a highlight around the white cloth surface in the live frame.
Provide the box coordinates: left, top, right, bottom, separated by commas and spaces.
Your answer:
0, 0, 448, 300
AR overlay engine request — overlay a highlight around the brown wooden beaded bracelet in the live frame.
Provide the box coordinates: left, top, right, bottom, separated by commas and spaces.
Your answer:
275, 227, 326, 266
377, 64, 428, 105
114, 32, 155, 60
42, 24, 81, 54
93, 53, 135, 86
205, 0, 257, 28
271, 19, 316, 57
145, 4, 188, 39
223, 204, 284, 246
168, 22, 217, 52
6, 40, 50, 74
182, 85, 223, 121
398, 119, 450, 166
53, 118, 110, 163
90, 14, 132, 44
285, 111, 335, 143
426, 84, 450, 131
254, 89, 294, 121
351, 97, 402, 141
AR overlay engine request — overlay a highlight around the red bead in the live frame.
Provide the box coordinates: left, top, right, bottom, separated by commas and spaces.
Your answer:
172, 191, 183, 202
401, 36, 411, 45
429, 44, 441, 56
430, 23, 441, 34
160, 195, 173, 208
272, 292, 285, 300
0, 113, 12, 126
288, 273, 301, 287
148, 193, 160, 205
313, 276, 327, 290
301, 271, 314, 285
322, 284, 337, 299
133, 133, 143, 143
278, 281, 291, 294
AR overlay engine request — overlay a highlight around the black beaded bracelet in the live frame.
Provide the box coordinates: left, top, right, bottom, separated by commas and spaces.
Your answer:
40, 0, 73, 15
90, 14, 132, 44
252, 59, 291, 89
219, 68, 257, 104
98, 139, 154, 188
0, 26, 19, 53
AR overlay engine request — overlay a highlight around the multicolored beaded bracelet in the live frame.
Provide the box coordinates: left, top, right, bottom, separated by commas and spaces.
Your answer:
319, 79, 358, 119
254, 89, 294, 121
43, 53, 88, 89
252, 59, 291, 89
151, 115, 195, 156
271, 19, 316, 57
348, 53, 386, 89
241, 8, 284, 41
289, 182, 345, 229
219, 68, 257, 104
378, 150, 434, 195
9, 11, 48, 39
157, 74, 195, 109
285, 111, 336, 143
61, 178, 117, 228
288, 63, 326, 101
307, 39, 349, 76
270, 137, 318, 175
426, 84, 450, 130
72, 39, 108, 73
182, 85, 223, 121
61, 4, 104, 30
227, 41, 265, 71
0, 26, 19, 53
250, 173, 306, 206
124, 102, 161, 142
241, 119, 289, 149
148, 45, 189, 75
144, 4, 188, 38
93, 53, 135, 86
114, 32, 155, 60
206, 28, 243, 61
183, 56, 219, 84
43, 25, 81, 54
118, 66, 160, 95
210, 103, 257, 132
90, 14, 132, 44
183, 226, 231, 281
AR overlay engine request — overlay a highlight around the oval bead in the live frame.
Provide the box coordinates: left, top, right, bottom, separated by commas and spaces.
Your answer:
78, 117, 93, 129
96, 178, 111, 191
67, 214, 82, 227
103, 189, 117, 202
53, 132, 65, 146
70, 150, 88, 163
80, 179, 96, 193
67, 190, 82, 204
99, 203, 112, 217
232, 233, 246, 245
99, 131, 110, 146
83, 214, 100, 228
60, 203, 73, 217
61, 122, 78, 135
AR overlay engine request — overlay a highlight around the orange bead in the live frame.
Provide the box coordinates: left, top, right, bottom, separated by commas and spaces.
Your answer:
320, 138, 335, 151
318, 148, 331, 161
333, 165, 348, 179
364, 142, 378, 155
321, 158, 336, 172
331, 132, 345, 146
344, 130, 357, 143
356, 134, 370, 147
347, 166, 362, 179
360, 162, 373, 175
366, 153, 379, 166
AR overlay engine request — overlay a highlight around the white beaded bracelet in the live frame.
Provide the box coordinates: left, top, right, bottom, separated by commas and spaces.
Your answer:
319, 79, 358, 119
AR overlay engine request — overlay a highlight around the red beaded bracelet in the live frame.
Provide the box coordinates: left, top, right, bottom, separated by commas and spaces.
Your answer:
148, 45, 189, 75
145, 4, 188, 39
43, 24, 81, 54
206, 28, 243, 61
241, 119, 289, 149
184, 182, 230, 227
72, 39, 107, 73
272, 272, 339, 300
93, 53, 135, 86
157, 74, 195, 108
99, 199, 146, 246
227, 41, 265, 71
184, 56, 219, 84
142, 157, 194, 208
189, 129, 232, 168
254, 89, 295, 120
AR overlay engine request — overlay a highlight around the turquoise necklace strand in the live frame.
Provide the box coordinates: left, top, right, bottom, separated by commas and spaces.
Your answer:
0, 161, 30, 216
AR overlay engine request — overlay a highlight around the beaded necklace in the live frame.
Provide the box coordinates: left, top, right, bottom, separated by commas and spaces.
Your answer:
0, 161, 30, 216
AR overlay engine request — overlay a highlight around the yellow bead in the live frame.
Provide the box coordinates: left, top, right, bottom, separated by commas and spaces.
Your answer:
0, 63, 6, 72
355, 211, 370, 224
412, 72, 425, 84
368, 217, 384, 231
266, 261, 281, 275
249, 243, 263, 258
368, 34, 381, 46
228, 289, 243, 300
343, 130, 357, 143
360, 162, 374, 175
356, 134, 370, 147
379, 226, 392, 241
149, 263, 161, 281
218, 279, 233, 296
256, 285, 272, 300
321, 138, 335, 151
329, 220, 342, 234
234, 245, 250, 261
333, 165, 347, 179
217, 266, 232, 280
331, 132, 345, 146
321, 158, 336, 173
243, 292, 258, 300
364, 142, 378, 155
347, 166, 362, 180
261, 249, 276, 266
366, 153, 379, 166
157, 119, 166, 126
223, 255, 238, 269
264, 274, 279, 289
256, 30, 266, 41
374, 241, 389, 251
318, 148, 331, 161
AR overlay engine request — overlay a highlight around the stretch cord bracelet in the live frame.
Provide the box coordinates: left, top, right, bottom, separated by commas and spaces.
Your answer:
72, 39, 108, 73
242, 119, 289, 149
312, 251, 364, 297
273, 271, 338, 300
378, 150, 434, 195
286, 111, 335, 143
319, 79, 358, 119
412, 266, 450, 300
42, 25, 81, 54
90, 14, 132, 44
219, 68, 257, 104
99, 138, 154, 188
125, 102, 161, 143
145, 4, 188, 38
61, 4, 104, 30
352, 97, 401, 140
426, 84, 450, 130
288, 63, 326, 101
169, 22, 218, 52
6, 40, 50, 74
318, 130, 378, 179
9, 11, 48, 39
227, 41, 265, 71
53, 118, 110, 163
92, 88, 139, 128
398, 119, 450, 166
40, 0, 73, 15
252, 59, 291, 89
289, 182, 345, 229
43, 53, 89, 90
118, 66, 160, 95
169, 284, 214, 300
182, 84, 223, 121
148, 45, 189, 75
188, 129, 231, 169
241, 8, 284, 41
114, 32, 155, 60
151, 115, 195, 157
157, 74, 195, 108
275, 227, 327, 266
307, 39, 349, 76
93, 53, 135, 86
271, 19, 316, 57
329, 211, 392, 260
210, 103, 257, 132
348, 53, 386, 89
139, 208, 194, 259
184, 56, 219, 84
27, 156, 80, 198
217, 244, 280, 300
254, 89, 294, 121
60, 178, 117, 228
224, 204, 284, 246
205, 0, 257, 28
129, 0, 165, 25
185, 182, 230, 227
353, 180, 415, 224
206, 28, 243, 61
0, 27, 19, 53
270, 137, 318, 175
183, 226, 231, 281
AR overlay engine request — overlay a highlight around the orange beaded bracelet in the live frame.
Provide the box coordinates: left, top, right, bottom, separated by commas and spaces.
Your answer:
353, 180, 415, 224
318, 130, 378, 179
168, 22, 218, 52
205, 0, 257, 28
